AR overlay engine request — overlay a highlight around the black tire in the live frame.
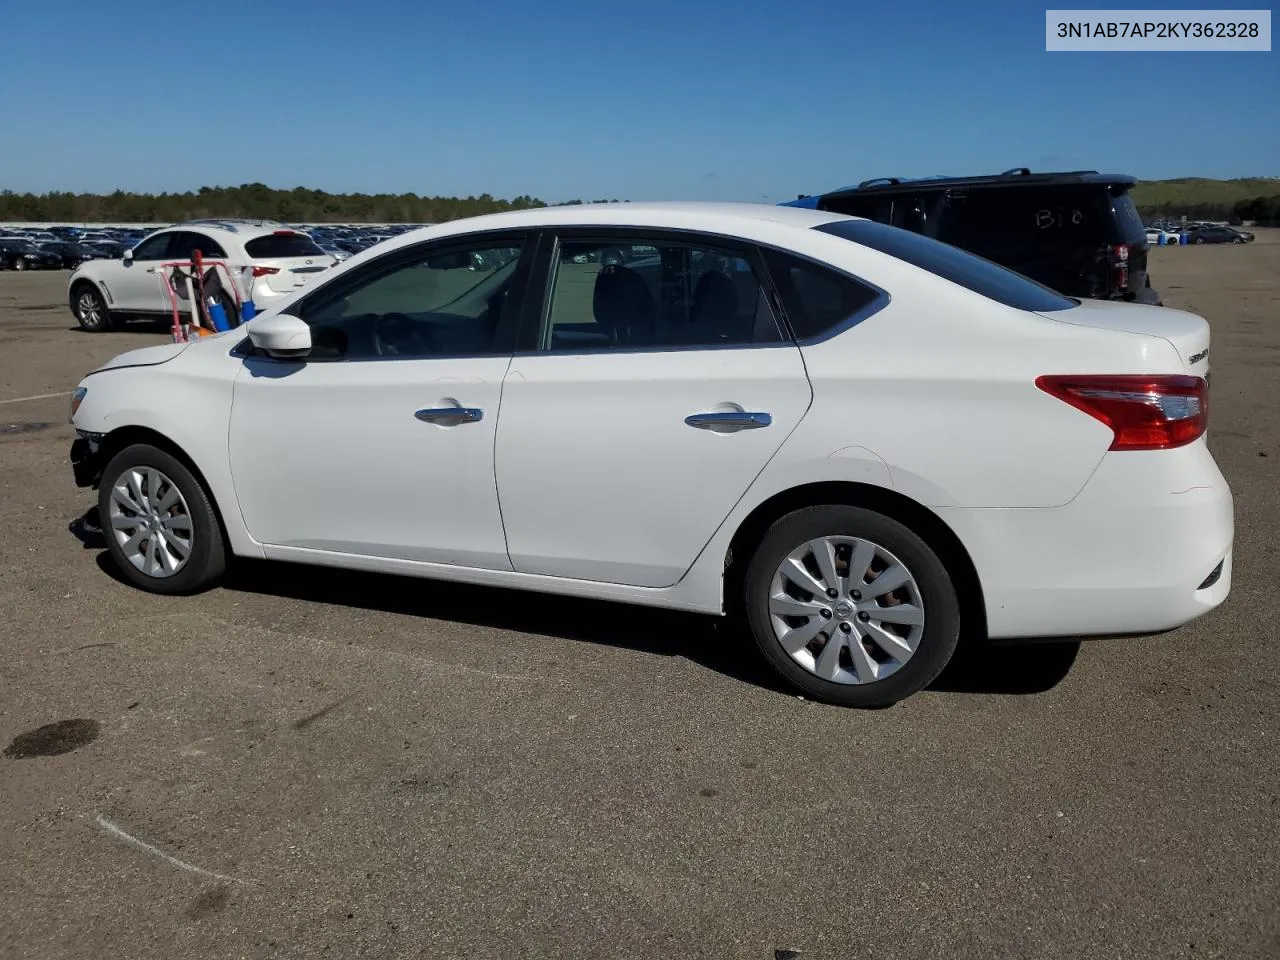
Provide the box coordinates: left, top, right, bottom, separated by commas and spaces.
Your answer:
97, 443, 226, 595
71, 283, 112, 332
742, 505, 961, 708
13, 258, 26, 272
1194, 237, 1206, 244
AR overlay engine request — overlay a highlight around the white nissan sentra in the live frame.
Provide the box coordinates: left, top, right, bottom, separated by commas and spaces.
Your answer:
67, 202, 1233, 707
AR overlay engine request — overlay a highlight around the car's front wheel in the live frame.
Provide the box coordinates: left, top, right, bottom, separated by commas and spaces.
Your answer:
13, 258, 26, 271
98, 444, 226, 595
743, 505, 961, 707
72, 283, 112, 332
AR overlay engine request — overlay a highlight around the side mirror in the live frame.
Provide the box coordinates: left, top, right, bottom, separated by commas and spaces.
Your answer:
122, 249, 133, 263
246, 313, 311, 360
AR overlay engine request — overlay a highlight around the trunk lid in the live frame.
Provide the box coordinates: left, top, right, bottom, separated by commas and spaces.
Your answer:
1038, 299, 1210, 378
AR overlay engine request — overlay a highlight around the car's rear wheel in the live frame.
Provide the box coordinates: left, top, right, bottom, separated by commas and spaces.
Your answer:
743, 505, 961, 707
72, 284, 112, 332
97, 444, 226, 595
1194, 237, 1206, 244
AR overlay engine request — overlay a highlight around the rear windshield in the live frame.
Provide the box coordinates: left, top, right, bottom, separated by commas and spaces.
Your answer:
815, 219, 1077, 312
243, 232, 326, 259
1110, 192, 1147, 245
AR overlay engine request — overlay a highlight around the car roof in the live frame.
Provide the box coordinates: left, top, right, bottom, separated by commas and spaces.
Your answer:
167, 218, 303, 237
795, 169, 1138, 203
378, 201, 850, 251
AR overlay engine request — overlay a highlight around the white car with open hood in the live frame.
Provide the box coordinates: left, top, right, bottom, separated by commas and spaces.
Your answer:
66, 202, 1232, 707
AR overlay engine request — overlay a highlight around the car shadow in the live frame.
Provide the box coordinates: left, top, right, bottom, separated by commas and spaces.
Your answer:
68, 508, 1078, 701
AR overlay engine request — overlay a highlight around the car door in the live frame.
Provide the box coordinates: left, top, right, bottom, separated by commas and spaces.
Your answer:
494, 230, 813, 588
227, 231, 532, 569
112, 231, 178, 312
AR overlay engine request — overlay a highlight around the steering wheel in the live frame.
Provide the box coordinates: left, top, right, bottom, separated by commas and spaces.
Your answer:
372, 313, 437, 357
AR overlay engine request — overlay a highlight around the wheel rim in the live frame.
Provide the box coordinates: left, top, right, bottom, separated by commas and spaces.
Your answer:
14, 259, 25, 271
768, 536, 925, 685
107, 467, 193, 578
77, 291, 101, 326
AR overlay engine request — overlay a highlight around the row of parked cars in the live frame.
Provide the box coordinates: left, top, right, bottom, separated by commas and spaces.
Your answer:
1144, 220, 1256, 245
0, 222, 427, 274
0, 226, 137, 271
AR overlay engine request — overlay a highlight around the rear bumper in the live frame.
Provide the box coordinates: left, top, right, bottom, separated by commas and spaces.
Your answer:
942, 442, 1233, 638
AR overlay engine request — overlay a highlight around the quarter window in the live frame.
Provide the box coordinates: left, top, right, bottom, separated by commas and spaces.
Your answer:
540, 237, 782, 351
760, 248, 882, 340
293, 240, 525, 360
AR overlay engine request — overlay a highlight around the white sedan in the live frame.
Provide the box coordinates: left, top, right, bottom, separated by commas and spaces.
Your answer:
67, 203, 1232, 707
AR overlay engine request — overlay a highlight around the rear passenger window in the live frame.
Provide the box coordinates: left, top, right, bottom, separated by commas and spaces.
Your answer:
181, 232, 227, 259
760, 249, 882, 341
540, 237, 783, 351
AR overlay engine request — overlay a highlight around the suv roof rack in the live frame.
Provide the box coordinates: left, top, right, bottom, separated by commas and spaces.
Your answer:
172, 218, 293, 233
820, 169, 1132, 198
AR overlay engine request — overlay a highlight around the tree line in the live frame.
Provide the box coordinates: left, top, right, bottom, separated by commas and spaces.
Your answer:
1135, 194, 1280, 224
0, 184, 627, 224
2, 180, 1278, 226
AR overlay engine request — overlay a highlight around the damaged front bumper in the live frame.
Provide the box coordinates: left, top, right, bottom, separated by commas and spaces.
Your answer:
70, 431, 104, 488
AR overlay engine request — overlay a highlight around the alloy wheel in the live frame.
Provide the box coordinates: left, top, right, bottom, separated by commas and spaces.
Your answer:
768, 536, 925, 684
107, 466, 194, 578
77, 291, 102, 327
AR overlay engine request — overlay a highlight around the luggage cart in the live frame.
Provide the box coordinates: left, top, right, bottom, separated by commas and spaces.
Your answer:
154, 250, 246, 343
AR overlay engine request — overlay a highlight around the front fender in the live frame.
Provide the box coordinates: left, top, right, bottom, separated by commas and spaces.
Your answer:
71, 365, 262, 558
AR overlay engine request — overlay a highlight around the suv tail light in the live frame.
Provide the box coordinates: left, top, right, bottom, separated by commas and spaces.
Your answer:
1035, 375, 1208, 450
251, 265, 280, 277
1110, 244, 1129, 292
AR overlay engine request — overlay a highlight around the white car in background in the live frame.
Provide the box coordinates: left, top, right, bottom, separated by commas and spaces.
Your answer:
67, 202, 1232, 707
67, 219, 335, 331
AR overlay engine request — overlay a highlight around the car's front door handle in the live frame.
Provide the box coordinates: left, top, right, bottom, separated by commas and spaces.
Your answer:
415, 406, 484, 426
684, 411, 772, 432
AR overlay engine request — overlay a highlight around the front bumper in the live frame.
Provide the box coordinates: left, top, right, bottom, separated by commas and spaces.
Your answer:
70, 433, 104, 488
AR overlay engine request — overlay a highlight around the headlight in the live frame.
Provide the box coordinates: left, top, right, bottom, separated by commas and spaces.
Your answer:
70, 387, 87, 422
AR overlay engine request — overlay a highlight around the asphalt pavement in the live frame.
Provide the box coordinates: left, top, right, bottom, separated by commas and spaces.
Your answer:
1, 239, 1277, 959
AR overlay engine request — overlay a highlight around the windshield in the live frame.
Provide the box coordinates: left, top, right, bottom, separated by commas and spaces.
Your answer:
815, 218, 1078, 312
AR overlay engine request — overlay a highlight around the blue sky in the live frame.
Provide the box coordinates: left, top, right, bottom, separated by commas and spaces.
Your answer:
0, 0, 1275, 202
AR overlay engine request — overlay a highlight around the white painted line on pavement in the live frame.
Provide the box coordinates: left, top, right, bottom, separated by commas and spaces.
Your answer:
0, 391, 71, 405
94, 815, 239, 882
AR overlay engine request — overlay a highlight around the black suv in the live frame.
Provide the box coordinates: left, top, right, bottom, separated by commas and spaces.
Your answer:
787, 169, 1158, 304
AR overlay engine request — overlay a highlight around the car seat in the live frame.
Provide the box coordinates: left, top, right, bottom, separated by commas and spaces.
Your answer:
689, 270, 739, 343
593, 264, 656, 346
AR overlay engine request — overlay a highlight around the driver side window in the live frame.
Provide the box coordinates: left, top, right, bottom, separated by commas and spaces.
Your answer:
295, 237, 527, 360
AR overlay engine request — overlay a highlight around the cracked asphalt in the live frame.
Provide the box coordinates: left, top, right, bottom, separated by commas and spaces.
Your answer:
1, 237, 1277, 959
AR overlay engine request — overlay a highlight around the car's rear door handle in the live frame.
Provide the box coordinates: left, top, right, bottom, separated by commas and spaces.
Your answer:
415, 406, 483, 426
684, 411, 772, 432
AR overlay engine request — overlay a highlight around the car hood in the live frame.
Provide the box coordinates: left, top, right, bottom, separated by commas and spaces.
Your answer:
1038, 299, 1210, 377
91, 341, 190, 374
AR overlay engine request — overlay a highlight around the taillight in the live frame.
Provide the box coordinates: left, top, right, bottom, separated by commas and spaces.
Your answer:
251, 265, 280, 277
1035, 374, 1208, 451
1111, 244, 1129, 291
